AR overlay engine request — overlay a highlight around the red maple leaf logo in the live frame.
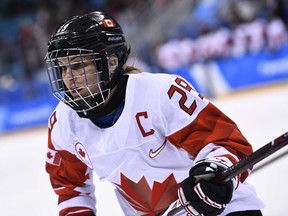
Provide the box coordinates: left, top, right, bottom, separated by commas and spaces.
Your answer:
78, 148, 86, 158
114, 173, 179, 215
47, 152, 53, 159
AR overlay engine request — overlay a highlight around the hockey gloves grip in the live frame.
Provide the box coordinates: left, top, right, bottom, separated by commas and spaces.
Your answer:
178, 158, 235, 216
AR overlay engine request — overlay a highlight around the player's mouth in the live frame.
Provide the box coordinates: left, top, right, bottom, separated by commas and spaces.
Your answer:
70, 87, 84, 98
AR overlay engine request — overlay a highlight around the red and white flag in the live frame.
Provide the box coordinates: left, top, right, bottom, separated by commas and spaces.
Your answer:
102, 19, 116, 28
46, 148, 62, 166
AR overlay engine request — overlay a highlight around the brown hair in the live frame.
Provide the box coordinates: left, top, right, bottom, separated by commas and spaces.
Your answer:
124, 65, 142, 74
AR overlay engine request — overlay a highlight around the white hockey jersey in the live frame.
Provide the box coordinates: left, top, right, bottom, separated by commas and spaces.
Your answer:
46, 72, 264, 216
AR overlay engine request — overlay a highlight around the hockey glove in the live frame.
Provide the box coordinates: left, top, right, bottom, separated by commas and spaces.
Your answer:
178, 158, 236, 216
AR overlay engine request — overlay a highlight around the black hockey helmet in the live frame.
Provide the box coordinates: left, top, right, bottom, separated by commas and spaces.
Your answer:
45, 11, 130, 117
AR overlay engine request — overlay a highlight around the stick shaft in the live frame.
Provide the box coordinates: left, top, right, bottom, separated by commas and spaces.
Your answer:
215, 131, 288, 182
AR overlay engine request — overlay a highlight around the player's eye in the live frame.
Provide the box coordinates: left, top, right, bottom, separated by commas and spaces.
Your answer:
70, 62, 82, 70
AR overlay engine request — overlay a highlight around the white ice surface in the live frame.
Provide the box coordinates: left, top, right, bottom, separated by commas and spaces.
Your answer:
0, 83, 287, 216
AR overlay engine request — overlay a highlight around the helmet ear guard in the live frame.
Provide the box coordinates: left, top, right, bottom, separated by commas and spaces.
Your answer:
102, 44, 131, 91
45, 11, 130, 117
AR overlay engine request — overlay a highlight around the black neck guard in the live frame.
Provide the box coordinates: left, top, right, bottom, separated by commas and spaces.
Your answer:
77, 75, 128, 118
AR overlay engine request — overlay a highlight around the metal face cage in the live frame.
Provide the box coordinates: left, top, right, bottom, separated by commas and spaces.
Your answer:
45, 48, 110, 113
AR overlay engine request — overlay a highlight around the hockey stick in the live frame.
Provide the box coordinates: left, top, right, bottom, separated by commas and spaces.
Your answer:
252, 149, 288, 174
159, 131, 288, 216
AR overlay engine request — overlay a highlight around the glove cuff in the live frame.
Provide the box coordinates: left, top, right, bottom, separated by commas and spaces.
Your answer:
178, 187, 201, 216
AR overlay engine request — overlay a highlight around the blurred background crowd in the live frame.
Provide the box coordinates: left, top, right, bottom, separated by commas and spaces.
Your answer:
0, 0, 288, 108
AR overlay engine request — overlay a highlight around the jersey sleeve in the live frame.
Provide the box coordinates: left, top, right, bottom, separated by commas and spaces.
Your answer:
162, 75, 252, 183
46, 113, 96, 216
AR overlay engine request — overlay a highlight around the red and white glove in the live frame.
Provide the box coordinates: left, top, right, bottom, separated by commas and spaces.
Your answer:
178, 158, 237, 216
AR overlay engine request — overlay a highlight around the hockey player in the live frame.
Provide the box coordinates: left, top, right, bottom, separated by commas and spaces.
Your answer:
45, 11, 264, 216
